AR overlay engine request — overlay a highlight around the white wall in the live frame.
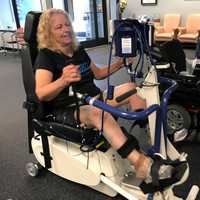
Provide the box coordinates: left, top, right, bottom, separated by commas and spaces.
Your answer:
124, 0, 200, 25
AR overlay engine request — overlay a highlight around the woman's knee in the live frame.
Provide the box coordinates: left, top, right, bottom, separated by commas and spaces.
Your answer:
89, 107, 112, 125
123, 82, 136, 90
92, 107, 110, 119
115, 83, 137, 98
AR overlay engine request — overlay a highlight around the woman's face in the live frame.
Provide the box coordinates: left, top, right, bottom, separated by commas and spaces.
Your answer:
50, 13, 73, 47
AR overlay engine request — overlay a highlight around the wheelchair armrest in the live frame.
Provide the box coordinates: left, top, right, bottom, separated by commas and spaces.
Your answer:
179, 71, 195, 77
32, 118, 100, 146
156, 63, 170, 69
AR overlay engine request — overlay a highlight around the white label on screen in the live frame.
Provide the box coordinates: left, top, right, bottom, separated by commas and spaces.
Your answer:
121, 38, 132, 54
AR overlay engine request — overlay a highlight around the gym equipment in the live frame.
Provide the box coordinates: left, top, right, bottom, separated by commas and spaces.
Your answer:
21, 11, 199, 200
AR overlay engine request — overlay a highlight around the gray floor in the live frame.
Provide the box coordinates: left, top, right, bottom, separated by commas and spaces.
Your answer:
0, 47, 199, 200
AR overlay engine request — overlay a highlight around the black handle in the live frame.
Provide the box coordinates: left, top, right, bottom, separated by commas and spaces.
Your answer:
115, 89, 137, 103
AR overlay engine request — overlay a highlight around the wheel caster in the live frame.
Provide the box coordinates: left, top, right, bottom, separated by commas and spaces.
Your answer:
25, 162, 42, 177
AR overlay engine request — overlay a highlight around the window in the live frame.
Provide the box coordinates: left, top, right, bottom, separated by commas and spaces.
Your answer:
0, 0, 16, 30
72, 0, 95, 41
15, 0, 42, 27
52, 0, 65, 9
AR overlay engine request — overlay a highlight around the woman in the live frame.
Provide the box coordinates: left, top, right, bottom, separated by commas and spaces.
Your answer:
34, 8, 183, 193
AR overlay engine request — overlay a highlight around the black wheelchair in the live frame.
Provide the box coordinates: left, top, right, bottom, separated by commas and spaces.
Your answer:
151, 39, 200, 141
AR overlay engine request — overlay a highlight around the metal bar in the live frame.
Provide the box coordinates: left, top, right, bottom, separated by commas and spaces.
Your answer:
100, 175, 139, 200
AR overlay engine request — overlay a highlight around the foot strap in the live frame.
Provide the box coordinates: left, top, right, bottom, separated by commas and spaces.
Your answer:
117, 134, 140, 158
140, 155, 187, 194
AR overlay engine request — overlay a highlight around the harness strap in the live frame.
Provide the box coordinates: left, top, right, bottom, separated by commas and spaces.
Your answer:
40, 132, 52, 169
72, 85, 81, 127
32, 119, 52, 169
150, 156, 164, 187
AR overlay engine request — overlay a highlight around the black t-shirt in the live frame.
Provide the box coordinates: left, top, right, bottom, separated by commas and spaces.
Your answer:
35, 46, 101, 110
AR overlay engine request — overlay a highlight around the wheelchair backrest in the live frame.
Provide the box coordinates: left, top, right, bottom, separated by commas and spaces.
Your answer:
21, 11, 43, 153
24, 11, 41, 65
160, 39, 186, 73
21, 11, 43, 118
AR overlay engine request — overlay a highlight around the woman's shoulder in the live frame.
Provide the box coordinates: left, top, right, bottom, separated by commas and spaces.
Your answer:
35, 48, 58, 70
37, 48, 63, 62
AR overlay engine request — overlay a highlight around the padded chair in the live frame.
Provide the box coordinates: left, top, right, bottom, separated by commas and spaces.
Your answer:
154, 14, 181, 42
21, 11, 107, 169
178, 14, 200, 43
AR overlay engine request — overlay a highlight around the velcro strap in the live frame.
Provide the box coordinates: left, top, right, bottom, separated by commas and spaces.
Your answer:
117, 134, 140, 158
140, 157, 187, 194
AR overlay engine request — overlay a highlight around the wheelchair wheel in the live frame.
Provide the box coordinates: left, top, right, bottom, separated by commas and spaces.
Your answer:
167, 104, 191, 134
25, 162, 43, 177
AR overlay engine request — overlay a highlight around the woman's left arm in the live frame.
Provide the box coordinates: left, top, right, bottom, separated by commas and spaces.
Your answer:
90, 58, 124, 80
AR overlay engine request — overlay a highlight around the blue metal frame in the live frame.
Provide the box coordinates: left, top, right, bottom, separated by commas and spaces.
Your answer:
150, 77, 178, 153
83, 76, 178, 154
84, 96, 160, 120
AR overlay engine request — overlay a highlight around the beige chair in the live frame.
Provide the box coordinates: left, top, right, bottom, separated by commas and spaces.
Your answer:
178, 14, 200, 43
154, 14, 181, 42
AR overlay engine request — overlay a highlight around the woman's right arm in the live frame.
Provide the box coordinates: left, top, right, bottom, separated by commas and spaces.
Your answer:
35, 65, 81, 101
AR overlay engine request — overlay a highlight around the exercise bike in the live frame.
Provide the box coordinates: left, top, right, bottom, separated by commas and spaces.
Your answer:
21, 12, 199, 200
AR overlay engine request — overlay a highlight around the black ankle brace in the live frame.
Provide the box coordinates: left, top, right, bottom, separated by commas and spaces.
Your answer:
117, 134, 140, 158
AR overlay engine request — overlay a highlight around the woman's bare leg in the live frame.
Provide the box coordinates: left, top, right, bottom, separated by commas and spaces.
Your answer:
106, 82, 146, 111
78, 105, 150, 178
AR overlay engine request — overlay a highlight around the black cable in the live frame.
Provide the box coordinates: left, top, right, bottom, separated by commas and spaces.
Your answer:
99, 23, 117, 138
72, 85, 81, 127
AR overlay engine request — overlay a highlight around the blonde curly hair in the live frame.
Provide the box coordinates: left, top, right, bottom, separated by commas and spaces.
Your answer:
37, 8, 79, 51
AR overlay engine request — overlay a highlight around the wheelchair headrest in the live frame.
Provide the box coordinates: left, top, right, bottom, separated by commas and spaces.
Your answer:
24, 11, 42, 44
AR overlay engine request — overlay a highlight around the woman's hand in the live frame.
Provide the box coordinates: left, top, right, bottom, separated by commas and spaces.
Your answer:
35, 65, 81, 101
115, 57, 135, 68
119, 57, 135, 67
127, 57, 135, 65
115, 57, 124, 68
60, 64, 81, 86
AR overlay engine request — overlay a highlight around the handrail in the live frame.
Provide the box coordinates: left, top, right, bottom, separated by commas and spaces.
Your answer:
84, 95, 160, 120
81, 77, 177, 121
